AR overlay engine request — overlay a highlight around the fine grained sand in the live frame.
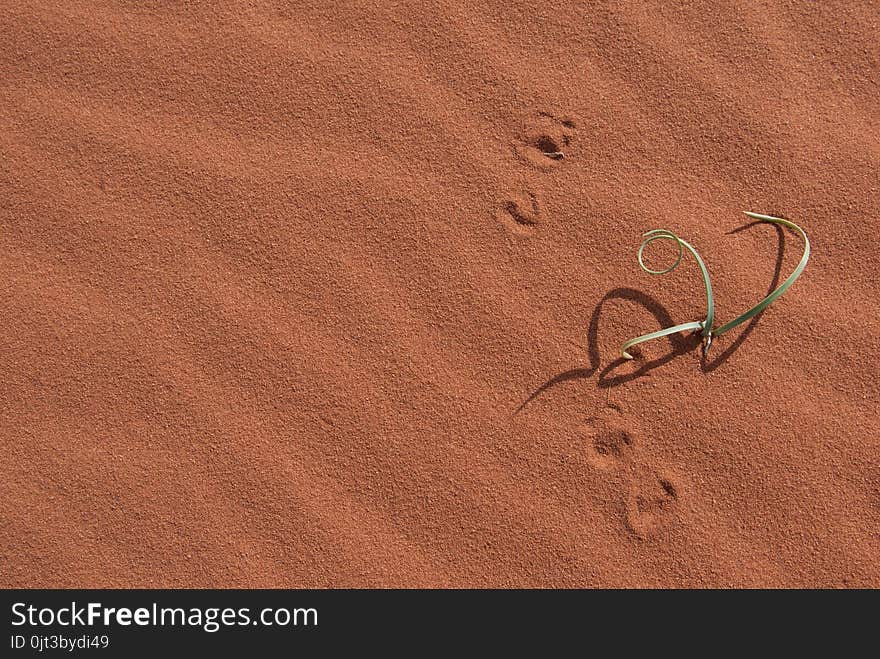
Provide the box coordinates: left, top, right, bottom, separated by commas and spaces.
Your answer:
1, 1, 878, 588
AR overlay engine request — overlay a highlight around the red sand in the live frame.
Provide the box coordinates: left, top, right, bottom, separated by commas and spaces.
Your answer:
2, 1, 878, 588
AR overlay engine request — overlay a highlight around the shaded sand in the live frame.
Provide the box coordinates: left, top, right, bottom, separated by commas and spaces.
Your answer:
2, 1, 878, 587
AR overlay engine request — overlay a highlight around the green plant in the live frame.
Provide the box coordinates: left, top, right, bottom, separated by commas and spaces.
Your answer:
621, 212, 810, 360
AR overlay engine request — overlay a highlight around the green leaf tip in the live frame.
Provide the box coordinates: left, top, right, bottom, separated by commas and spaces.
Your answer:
620, 212, 810, 361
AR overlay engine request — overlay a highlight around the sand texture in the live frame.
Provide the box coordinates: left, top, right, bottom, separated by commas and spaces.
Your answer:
2, 1, 879, 587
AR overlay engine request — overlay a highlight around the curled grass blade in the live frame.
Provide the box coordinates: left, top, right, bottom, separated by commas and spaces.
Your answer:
621, 229, 714, 360
620, 212, 809, 360
711, 212, 810, 337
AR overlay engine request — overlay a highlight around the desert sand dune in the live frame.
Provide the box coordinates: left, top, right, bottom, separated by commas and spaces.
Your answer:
2, 1, 878, 587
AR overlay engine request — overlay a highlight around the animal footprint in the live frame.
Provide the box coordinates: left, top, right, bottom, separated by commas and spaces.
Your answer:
514, 112, 578, 171
624, 468, 681, 540
496, 192, 540, 235
579, 404, 683, 539
580, 403, 636, 471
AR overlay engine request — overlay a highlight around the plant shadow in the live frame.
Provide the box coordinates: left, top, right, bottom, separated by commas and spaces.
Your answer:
515, 220, 786, 413
514, 287, 700, 414
595, 289, 702, 388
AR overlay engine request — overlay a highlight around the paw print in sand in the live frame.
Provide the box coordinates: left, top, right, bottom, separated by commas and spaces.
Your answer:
580, 403, 636, 472
625, 468, 681, 540
513, 112, 578, 171
580, 403, 683, 540
496, 191, 540, 235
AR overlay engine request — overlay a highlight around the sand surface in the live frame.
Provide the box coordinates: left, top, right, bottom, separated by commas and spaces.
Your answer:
2, 1, 879, 588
